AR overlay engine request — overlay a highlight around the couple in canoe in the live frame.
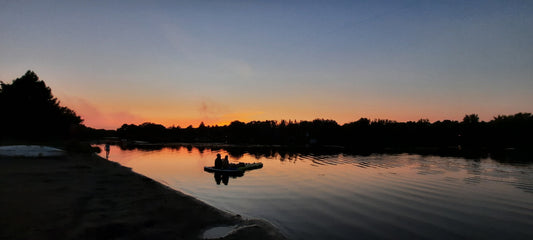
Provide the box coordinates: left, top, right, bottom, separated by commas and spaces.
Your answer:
214, 153, 244, 170
214, 154, 228, 169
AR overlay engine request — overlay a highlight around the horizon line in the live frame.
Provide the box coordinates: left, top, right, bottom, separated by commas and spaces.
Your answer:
88, 112, 531, 130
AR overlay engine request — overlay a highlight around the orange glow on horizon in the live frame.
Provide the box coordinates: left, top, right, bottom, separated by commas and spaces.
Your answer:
88, 113, 473, 130
64, 94, 503, 130
76, 107, 488, 130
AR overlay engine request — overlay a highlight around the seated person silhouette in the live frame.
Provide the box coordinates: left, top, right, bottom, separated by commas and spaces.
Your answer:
214, 154, 222, 169
222, 155, 230, 169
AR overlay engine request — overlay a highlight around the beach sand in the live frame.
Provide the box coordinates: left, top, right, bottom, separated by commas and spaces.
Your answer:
0, 153, 286, 240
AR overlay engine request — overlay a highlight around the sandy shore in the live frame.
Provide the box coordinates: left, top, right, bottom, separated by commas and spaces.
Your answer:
0, 153, 286, 240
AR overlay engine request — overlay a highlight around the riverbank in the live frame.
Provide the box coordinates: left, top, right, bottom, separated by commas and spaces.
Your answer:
0, 152, 285, 239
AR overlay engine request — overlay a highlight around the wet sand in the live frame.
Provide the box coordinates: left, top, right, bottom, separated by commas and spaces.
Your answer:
0, 153, 285, 240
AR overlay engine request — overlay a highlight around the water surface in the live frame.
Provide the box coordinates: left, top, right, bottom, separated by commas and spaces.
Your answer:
98, 145, 533, 240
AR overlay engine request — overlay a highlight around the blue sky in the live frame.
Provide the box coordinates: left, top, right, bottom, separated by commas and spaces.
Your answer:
1, 0, 532, 129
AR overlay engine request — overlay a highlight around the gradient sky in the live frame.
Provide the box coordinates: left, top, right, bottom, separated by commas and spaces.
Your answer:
1, 0, 532, 129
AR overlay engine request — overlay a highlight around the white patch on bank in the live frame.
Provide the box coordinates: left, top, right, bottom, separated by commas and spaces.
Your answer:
202, 224, 260, 239
0, 145, 66, 157
202, 225, 238, 239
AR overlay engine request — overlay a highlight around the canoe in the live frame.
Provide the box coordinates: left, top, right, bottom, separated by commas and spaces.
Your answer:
203, 166, 244, 175
204, 162, 263, 175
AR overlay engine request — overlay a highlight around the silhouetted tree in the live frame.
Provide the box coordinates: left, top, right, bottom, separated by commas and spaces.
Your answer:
459, 114, 486, 147
0, 70, 83, 140
462, 114, 480, 125
490, 113, 533, 148
117, 122, 168, 142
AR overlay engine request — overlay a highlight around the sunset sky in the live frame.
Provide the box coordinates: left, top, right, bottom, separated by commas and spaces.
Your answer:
1, 0, 532, 129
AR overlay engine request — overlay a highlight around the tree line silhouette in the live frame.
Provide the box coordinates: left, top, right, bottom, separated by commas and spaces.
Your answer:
117, 113, 533, 151
2, 71, 532, 153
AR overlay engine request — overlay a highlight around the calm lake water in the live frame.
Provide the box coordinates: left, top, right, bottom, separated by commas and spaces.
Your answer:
98, 145, 533, 240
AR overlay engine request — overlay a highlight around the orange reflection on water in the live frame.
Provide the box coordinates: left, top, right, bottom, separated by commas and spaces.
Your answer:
106, 145, 232, 180
105, 145, 443, 188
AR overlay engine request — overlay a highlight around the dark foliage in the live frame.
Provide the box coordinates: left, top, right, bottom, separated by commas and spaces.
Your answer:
115, 113, 533, 151
0, 71, 83, 140
117, 123, 168, 142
